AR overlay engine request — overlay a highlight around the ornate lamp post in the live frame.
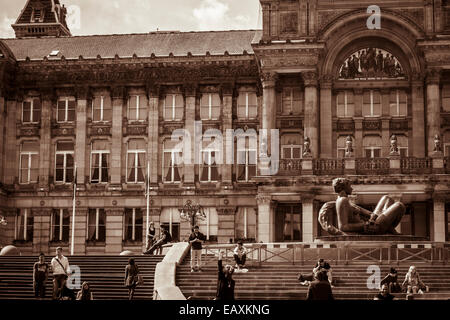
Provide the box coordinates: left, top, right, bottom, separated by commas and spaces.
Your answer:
179, 200, 206, 228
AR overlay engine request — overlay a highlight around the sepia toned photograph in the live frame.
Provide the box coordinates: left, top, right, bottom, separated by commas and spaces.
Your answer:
0, 0, 449, 312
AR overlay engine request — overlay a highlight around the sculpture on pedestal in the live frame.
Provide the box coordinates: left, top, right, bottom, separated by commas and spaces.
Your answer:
303, 137, 311, 157
318, 178, 405, 235
345, 136, 354, 157
389, 134, 399, 155
433, 134, 442, 153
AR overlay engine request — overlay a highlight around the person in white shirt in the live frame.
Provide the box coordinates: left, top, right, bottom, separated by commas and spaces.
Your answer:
233, 241, 247, 269
50, 247, 70, 300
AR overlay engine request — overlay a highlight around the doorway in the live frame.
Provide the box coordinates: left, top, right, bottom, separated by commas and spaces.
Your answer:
275, 204, 302, 242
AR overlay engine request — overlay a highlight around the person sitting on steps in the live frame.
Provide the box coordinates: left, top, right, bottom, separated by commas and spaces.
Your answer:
298, 258, 334, 288
233, 240, 247, 270
402, 265, 428, 295
380, 267, 402, 293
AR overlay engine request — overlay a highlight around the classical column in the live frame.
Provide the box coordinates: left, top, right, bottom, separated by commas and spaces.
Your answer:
184, 83, 197, 185
39, 88, 54, 191
216, 207, 236, 244
32, 208, 52, 255
110, 86, 125, 187
424, 0, 434, 33
411, 76, 426, 157
70, 208, 87, 255
256, 194, 274, 242
4, 93, 17, 185
319, 75, 333, 158
221, 83, 234, 185
261, 72, 277, 131
75, 86, 89, 187
303, 72, 319, 158
105, 208, 124, 254
432, 195, 446, 242
426, 69, 441, 156
381, 118, 390, 157
353, 88, 363, 158
147, 83, 160, 185
0, 90, 5, 182
301, 195, 315, 243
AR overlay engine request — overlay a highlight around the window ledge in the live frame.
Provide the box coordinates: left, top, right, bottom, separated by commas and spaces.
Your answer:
122, 240, 143, 246
85, 240, 106, 246
13, 240, 33, 246
49, 240, 69, 245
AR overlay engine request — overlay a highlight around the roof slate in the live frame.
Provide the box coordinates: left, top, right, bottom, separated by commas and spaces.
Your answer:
1, 30, 263, 61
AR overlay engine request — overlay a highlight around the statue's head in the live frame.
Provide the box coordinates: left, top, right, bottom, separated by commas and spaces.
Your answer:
332, 178, 352, 195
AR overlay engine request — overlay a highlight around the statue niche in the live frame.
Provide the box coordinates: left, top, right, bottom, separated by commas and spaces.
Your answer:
339, 48, 405, 80
319, 178, 405, 236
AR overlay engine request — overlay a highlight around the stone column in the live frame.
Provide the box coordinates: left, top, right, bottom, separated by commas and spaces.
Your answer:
302, 194, 314, 243
353, 88, 363, 158
39, 88, 54, 191
32, 208, 52, 255
69, 208, 87, 255
147, 84, 160, 185
319, 75, 333, 158
426, 69, 441, 156
217, 207, 236, 244
381, 118, 390, 157
0, 91, 5, 182
432, 195, 446, 242
184, 83, 197, 185
411, 76, 426, 157
303, 72, 319, 158
75, 87, 89, 187
110, 86, 125, 187
105, 208, 123, 254
221, 83, 234, 185
261, 72, 277, 152
256, 194, 274, 243
4, 94, 17, 185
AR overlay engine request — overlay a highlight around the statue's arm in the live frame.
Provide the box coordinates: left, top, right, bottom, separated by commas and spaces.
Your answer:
336, 198, 366, 232
350, 203, 372, 219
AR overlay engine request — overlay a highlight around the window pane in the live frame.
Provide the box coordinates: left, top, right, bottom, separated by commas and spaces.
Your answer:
101, 154, 109, 182
62, 209, 70, 242
91, 154, 100, 182
293, 147, 301, 159
32, 99, 41, 122
57, 100, 66, 121
93, 97, 102, 121
98, 210, 106, 241
211, 166, 219, 181
129, 96, 138, 120
30, 155, 39, 182
87, 209, 96, 241
127, 153, 135, 182
23, 101, 31, 122
373, 149, 381, 158
365, 149, 372, 158
200, 105, 209, 120
138, 97, 147, 120
137, 153, 145, 182
26, 215, 34, 241
373, 103, 381, 116
175, 106, 183, 120
103, 108, 112, 122
283, 148, 291, 159
67, 101, 76, 121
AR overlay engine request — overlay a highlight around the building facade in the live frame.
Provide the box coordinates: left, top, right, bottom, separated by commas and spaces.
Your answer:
1, 0, 450, 255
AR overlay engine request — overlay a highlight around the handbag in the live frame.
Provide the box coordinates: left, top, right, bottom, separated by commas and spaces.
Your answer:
137, 274, 144, 285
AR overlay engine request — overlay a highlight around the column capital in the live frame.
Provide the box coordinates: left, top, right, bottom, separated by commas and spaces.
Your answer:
319, 74, 334, 89
256, 194, 272, 205
110, 86, 126, 100
183, 82, 198, 97
410, 73, 425, 86
146, 82, 161, 98
353, 87, 363, 95
220, 82, 235, 96
432, 192, 447, 202
40, 87, 56, 102
260, 72, 278, 88
302, 71, 318, 87
300, 193, 315, 202
426, 68, 441, 85
75, 86, 90, 100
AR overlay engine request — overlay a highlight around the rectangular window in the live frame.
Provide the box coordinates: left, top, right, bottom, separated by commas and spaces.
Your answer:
20, 141, 39, 184
128, 95, 147, 121
22, 98, 41, 123
364, 147, 381, 158
51, 209, 70, 242
87, 208, 106, 242
337, 91, 355, 117
200, 150, 219, 182
363, 90, 381, 117
282, 88, 302, 115
163, 94, 184, 121
92, 96, 112, 122
127, 139, 146, 183
163, 140, 182, 183
123, 208, 143, 242
442, 84, 450, 113
390, 90, 407, 116
237, 92, 257, 119
90, 141, 109, 183
55, 141, 74, 183
200, 93, 221, 120
235, 207, 257, 241
57, 97, 76, 122
15, 209, 33, 241
399, 147, 408, 158
337, 148, 346, 159
445, 143, 450, 157
275, 205, 302, 242
237, 139, 257, 182
281, 145, 302, 159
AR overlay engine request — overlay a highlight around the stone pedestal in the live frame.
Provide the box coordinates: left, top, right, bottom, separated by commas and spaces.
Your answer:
431, 152, 444, 174
301, 157, 313, 175
389, 155, 401, 174
344, 158, 356, 175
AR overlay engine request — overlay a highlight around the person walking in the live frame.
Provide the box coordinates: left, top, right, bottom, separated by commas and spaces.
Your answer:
33, 253, 49, 300
124, 258, 140, 300
76, 281, 94, 300
188, 225, 206, 272
50, 247, 70, 300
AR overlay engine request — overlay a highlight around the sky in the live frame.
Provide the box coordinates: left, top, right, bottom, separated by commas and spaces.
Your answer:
0, 0, 262, 38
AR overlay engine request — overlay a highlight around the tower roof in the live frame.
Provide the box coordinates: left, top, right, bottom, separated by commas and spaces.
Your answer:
12, 0, 71, 38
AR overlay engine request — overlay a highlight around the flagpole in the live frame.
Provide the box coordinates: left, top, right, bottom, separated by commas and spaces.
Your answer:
146, 161, 150, 247
71, 165, 77, 256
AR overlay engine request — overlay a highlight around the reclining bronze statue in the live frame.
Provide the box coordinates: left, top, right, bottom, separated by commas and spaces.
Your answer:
319, 178, 405, 235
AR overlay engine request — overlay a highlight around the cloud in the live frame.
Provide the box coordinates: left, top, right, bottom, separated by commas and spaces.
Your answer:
0, 16, 15, 38
192, 0, 252, 31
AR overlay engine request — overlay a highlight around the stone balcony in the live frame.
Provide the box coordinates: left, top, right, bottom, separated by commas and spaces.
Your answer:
272, 156, 450, 177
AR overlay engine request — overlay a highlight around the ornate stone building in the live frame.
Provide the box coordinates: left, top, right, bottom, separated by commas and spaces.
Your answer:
1, 0, 450, 255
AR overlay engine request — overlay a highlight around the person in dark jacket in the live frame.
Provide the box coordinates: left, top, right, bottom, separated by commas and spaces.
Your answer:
306, 270, 334, 300
216, 251, 235, 300
124, 258, 140, 300
188, 225, 206, 272
380, 267, 401, 293
374, 284, 395, 300
143, 225, 172, 255
33, 253, 49, 299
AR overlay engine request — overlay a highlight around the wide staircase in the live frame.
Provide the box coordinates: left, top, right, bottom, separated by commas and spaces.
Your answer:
177, 255, 450, 300
0, 255, 163, 300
